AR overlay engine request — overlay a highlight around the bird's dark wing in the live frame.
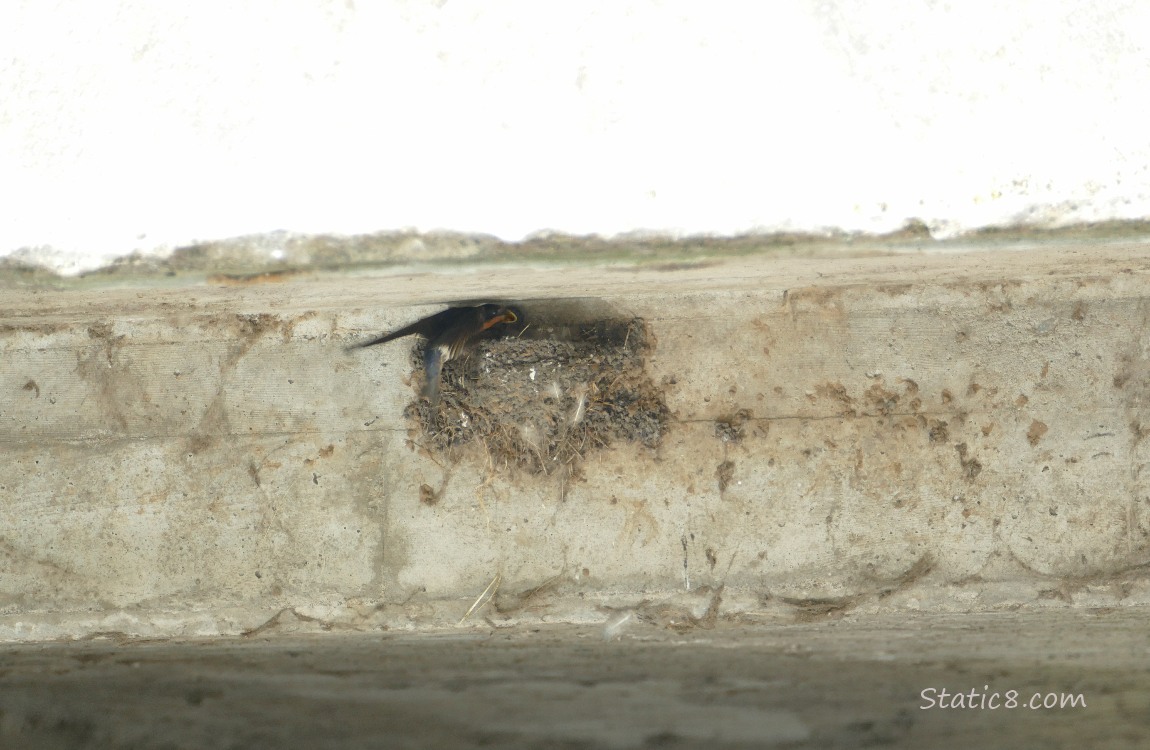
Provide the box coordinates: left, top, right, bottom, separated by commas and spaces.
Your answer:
345, 308, 462, 351
427, 310, 489, 360
421, 344, 449, 405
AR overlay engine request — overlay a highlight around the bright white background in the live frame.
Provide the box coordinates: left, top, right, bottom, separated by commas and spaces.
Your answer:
2, 1, 1149, 273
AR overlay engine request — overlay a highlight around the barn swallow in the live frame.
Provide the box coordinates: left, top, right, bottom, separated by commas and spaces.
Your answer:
347, 304, 518, 405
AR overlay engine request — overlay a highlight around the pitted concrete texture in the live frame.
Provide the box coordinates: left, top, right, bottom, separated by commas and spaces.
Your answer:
1, 611, 1148, 749
3, 241, 1150, 639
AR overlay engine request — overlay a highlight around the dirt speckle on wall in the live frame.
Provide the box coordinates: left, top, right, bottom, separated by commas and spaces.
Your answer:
1028, 419, 1049, 446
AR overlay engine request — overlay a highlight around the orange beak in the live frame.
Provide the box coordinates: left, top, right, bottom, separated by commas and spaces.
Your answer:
480, 310, 517, 331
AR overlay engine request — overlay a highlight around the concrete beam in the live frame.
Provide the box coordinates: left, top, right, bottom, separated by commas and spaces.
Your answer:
3, 241, 1149, 639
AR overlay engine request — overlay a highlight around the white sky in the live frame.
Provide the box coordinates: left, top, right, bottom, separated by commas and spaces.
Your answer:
2, 1, 1149, 273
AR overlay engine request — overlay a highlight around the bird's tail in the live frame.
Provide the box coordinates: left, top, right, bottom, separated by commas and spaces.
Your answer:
344, 319, 428, 352
344, 330, 404, 352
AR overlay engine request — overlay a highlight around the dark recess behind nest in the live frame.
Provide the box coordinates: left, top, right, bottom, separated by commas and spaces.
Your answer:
447, 297, 632, 342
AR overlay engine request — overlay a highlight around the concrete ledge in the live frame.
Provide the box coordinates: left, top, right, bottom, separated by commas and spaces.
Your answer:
1, 611, 1146, 748
4, 241, 1150, 640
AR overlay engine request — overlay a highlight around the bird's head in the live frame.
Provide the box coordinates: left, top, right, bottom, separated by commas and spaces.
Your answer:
477, 304, 519, 331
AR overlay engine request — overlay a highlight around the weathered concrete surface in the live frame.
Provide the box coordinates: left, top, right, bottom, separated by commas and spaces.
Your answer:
1, 611, 1147, 749
3, 242, 1150, 639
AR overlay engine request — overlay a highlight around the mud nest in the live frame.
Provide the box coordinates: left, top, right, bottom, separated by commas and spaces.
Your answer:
405, 318, 669, 474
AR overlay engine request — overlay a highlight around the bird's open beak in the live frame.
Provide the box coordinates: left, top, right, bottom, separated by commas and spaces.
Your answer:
481, 309, 517, 331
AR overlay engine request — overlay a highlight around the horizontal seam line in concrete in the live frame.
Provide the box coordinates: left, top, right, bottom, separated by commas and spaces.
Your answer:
0, 426, 409, 446
6, 407, 1130, 447
677, 409, 1087, 424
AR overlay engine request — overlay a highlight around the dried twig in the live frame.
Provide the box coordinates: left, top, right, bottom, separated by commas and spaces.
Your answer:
458, 573, 501, 625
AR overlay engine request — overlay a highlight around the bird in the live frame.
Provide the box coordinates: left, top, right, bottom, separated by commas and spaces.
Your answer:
346, 304, 519, 405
